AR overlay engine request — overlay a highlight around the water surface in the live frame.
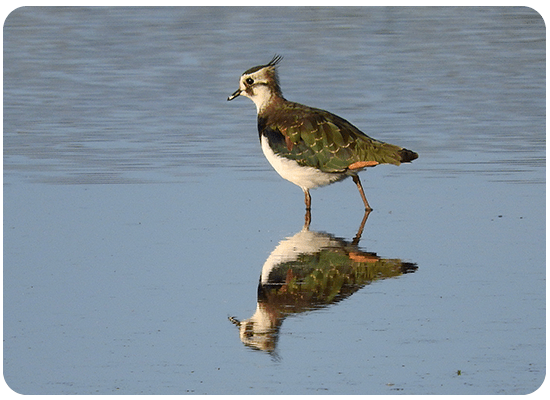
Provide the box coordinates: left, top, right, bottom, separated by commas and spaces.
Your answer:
3, 6, 545, 395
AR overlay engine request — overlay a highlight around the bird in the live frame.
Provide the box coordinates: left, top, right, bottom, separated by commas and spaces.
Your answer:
227, 55, 418, 212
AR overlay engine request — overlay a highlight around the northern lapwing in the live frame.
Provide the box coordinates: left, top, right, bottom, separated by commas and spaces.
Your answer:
228, 55, 418, 211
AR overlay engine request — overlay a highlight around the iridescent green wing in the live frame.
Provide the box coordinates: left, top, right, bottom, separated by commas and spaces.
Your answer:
270, 103, 405, 172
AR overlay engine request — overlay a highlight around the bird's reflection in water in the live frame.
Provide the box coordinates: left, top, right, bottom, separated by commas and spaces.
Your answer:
229, 211, 418, 355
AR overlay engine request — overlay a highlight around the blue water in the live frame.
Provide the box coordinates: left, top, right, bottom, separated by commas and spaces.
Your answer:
3, 6, 545, 395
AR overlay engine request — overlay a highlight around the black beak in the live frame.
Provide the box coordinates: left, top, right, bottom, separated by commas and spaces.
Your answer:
227, 89, 241, 101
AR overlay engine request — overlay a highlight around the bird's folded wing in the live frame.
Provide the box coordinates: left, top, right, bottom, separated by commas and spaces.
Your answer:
267, 106, 404, 172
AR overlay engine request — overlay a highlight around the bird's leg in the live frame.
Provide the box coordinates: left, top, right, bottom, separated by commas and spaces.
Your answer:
302, 189, 312, 229
352, 209, 371, 246
352, 175, 372, 211
304, 208, 311, 230
304, 189, 311, 210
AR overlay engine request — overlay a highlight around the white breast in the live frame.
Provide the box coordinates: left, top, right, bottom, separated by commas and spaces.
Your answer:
260, 135, 347, 191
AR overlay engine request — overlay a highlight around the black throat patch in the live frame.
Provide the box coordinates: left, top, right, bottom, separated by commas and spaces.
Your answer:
258, 116, 285, 147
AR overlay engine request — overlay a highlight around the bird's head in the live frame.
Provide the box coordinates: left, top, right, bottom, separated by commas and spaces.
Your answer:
228, 55, 284, 113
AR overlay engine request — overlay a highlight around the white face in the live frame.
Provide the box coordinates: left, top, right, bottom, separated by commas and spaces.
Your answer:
236, 68, 274, 113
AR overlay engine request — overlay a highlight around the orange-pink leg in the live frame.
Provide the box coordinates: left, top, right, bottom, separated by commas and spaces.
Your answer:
304, 189, 311, 210
352, 175, 372, 211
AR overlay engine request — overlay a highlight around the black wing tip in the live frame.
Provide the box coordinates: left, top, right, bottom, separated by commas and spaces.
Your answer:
401, 262, 419, 274
399, 148, 418, 163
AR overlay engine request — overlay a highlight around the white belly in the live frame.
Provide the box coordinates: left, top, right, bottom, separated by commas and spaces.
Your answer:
261, 135, 347, 191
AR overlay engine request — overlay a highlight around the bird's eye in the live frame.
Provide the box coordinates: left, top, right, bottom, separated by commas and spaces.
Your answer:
245, 78, 254, 85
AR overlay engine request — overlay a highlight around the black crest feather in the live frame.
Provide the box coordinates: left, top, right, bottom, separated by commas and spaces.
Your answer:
267, 54, 283, 67
244, 55, 283, 75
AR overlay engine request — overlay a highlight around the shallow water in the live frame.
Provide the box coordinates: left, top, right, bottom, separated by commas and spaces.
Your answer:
3, 6, 545, 395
